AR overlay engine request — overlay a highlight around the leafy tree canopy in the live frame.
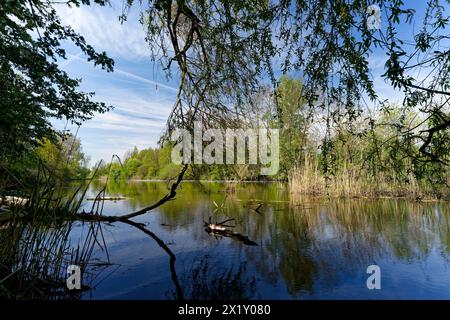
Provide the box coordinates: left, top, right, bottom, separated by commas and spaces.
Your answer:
123, 0, 449, 164
0, 0, 114, 162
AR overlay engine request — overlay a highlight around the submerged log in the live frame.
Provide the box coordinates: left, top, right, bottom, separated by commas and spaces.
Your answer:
206, 223, 227, 232
204, 217, 257, 246
205, 227, 258, 246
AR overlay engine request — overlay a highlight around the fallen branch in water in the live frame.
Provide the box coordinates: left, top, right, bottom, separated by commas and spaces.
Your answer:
203, 216, 236, 231
205, 228, 258, 246
204, 217, 257, 246
252, 203, 263, 214
76, 164, 189, 222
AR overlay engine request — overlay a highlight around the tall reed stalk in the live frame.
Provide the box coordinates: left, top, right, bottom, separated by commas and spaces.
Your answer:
0, 161, 111, 299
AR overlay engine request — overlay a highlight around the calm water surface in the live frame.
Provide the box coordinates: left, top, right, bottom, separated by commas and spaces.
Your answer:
68, 181, 450, 299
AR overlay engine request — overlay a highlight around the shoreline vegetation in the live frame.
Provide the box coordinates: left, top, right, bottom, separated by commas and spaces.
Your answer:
288, 164, 449, 202
96, 177, 449, 202
92, 175, 449, 206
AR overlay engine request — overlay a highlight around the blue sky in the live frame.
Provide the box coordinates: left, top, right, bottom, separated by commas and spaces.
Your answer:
54, 3, 179, 164
52, 1, 444, 165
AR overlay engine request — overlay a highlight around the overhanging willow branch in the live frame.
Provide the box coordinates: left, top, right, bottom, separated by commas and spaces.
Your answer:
75, 164, 189, 222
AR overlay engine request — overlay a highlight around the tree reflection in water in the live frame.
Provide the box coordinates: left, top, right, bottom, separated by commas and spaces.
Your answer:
177, 255, 256, 300
2, 181, 448, 299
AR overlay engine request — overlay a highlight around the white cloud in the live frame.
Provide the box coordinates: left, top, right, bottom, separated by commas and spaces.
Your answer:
67, 91, 174, 163
367, 54, 387, 72
53, 48, 178, 164
50, 66, 177, 164
59, 52, 83, 68
60, 53, 178, 96
114, 69, 178, 93
91, 84, 175, 122
82, 112, 165, 134
372, 75, 404, 104
55, 3, 150, 60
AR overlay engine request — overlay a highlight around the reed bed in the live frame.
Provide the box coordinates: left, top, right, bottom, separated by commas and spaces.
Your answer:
288, 157, 446, 200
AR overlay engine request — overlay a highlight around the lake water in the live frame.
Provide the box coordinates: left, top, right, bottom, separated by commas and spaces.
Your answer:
10, 181, 450, 300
